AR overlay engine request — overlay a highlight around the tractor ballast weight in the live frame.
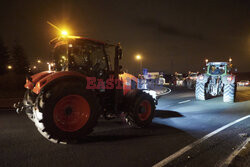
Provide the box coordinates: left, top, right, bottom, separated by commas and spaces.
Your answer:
195, 61, 236, 102
17, 35, 156, 144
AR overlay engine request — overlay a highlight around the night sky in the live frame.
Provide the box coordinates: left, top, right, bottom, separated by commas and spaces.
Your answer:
0, 0, 249, 74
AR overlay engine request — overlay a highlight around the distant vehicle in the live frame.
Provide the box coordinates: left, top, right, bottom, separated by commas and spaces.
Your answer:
158, 75, 166, 85
195, 61, 236, 103
164, 74, 175, 86
237, 80, 249, 86
143, 72, 165, 86
185, 72, 198, 89
175, 72, 185, 86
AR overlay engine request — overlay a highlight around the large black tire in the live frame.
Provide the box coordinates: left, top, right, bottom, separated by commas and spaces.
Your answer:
33, 82, 101, 143
223, 83, 236, 103
125, 90, 155, 128
195, 82, 208, 100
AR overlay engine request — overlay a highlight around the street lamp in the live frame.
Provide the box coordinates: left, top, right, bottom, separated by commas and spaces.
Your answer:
7, 65, 12, 70
37, 60, 41, 63
135, 54, 142, 74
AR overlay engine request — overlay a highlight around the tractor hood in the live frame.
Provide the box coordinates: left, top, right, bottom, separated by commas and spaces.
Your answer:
24, 71, 86, 94
24, 71, 54, 90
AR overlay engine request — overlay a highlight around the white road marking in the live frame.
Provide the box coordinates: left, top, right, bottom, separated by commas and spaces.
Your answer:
178, 100, 191, 104
220, 137, 250, 167
153, 115, 250, 167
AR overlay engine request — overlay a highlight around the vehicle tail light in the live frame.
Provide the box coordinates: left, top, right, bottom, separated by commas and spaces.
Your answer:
198, 75, 204, 80
227, 76, 233, 81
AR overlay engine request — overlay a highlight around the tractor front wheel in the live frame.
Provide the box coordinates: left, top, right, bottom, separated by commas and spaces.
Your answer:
126, 90, 155, 128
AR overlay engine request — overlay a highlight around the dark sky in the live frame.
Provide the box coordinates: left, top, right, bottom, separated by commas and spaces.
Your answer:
0, 0, 249, 73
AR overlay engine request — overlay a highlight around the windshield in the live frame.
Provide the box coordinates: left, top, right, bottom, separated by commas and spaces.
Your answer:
176, 74, 183, 80
54, 45, 68, 71
190, 73, 197, 77
70, 42, 107, 71
53, 40, 110, 72
208, 65, 226, 75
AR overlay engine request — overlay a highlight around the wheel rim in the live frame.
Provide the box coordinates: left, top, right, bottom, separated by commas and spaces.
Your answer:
138, 100, 151, 121
53, 95, 90, 132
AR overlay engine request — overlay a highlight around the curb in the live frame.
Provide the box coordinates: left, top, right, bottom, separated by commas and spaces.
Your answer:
155, 87, 172, 97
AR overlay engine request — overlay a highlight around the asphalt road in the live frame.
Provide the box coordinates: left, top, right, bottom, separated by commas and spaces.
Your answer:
0, 87, 250, 167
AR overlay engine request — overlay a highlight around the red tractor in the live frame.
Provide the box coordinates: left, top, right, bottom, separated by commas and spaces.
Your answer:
16, 35, 156, 143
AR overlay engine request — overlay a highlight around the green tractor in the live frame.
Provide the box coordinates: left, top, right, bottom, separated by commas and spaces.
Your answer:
15, 35, 156, 144
195, 61, 236, 103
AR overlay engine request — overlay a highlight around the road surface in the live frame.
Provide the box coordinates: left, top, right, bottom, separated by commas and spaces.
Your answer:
0, 87, 249, 167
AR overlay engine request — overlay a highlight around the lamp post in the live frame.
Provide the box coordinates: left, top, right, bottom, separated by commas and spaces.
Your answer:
135, 54, 142, 74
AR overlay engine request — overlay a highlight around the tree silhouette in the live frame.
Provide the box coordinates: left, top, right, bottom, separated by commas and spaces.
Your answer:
10, 41, 29, 74
0, 37, 9, 75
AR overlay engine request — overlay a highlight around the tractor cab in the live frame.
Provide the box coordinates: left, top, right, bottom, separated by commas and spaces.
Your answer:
50, 36, 116, 79
206, 62, 232, 76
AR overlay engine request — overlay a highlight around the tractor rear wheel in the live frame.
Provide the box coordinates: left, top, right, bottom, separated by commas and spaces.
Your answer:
195, 82, 208, 100
126, 90, 155, 128
223, 83, 236, 103
33, 83, 100, 143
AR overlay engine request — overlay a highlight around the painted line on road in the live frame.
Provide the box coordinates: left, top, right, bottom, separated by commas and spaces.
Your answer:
178, 100, 191, 104
153, 115, 250, 167
220, 137, 250, 167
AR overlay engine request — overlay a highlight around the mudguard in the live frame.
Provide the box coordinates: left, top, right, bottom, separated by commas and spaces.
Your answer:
25, 71, 87, 94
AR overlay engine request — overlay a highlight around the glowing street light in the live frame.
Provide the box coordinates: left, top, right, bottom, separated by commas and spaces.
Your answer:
229, 58, 232, 62
205, 59, 208, 63
47, 62, 52, 71
7, 65, 12, 70
136, 54, 142, 60
37, 60, 41, 63
33, 66, 37, 69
